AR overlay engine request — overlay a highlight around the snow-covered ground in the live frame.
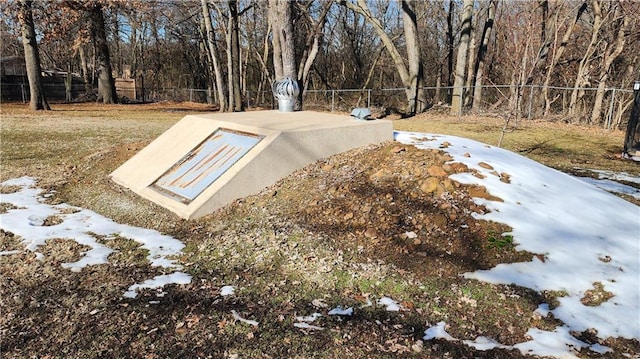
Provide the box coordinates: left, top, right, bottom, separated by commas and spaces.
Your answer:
1, 131, 638, 358
575, 176, 640, 200
0, 177, 191, 299
395, 131, 640, 357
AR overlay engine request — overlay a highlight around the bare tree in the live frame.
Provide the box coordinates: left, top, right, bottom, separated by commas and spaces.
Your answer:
4, 0, 638, 123
401, 0, 427, 114
446, 0, 455, 99
85, 2, 117, 104
590, 5, 628, 124
340, 0, 427, 115
17, 0, 50, 110
268, 0, 299, 108
271, 0, 331, 110
540, 1, 587, 117
472, 0, 496, 111
201, 0, 227, 111
78, 44, 95, 96
226, 0, 243, 111
463, 2, 478, 108
57, 1, 120, 104
297, 1, 333, 93
270, 0, 296, 80
450, 0, 474, 115
568, 0, 602, 119
528, 0, 554, 86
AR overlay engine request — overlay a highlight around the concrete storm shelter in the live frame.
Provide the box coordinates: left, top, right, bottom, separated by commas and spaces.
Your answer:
110, 111, 393, 219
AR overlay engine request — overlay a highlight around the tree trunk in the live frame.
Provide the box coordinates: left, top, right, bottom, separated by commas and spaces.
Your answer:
360, 47, 384, 93
198, 35, 215, 104
542, 1, 587, 117
268, 0, 283, 80
569, 0, 602, 119
298, 1, 333, 93
463, 13, 476, 108
519, 0, 555, 99
79, 45, 95, 95
401, 0, 427, 114
590, 11, 628, 124
340, 0, 409, 83
270, 0, 296, 79
201, 0, 227, 111
254, 20, 273, 89
279, 1, 296, 80
450, 0, 474, 115
524, 0, 556, 99
472, 0, 495, 111
446, 0, 455, 102
299, 36, 319, 93
112, 9, 121, 78
270, 0, 300, 109
227, 0, 243, 111
340, 0, 426, 115
226, 16, 234, 111
18, 0, 50, 110
88, 3, 117, 104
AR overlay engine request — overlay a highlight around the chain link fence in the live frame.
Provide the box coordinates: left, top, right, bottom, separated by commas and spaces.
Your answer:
2, 81, 634, 129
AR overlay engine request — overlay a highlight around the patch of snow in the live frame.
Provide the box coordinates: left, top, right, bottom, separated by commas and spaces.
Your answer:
588, 169, 640, 185
0, 177, 192, 299
328, 306, 353, 316
423, 322, 456, 341
403, 231, 417, 239
574, 176, 640, 200
589, 343, 612, 354
359, 297, 373, 308
220, 285, 235, 296
534, 303, 551, 317
123, 272, 191, 299
296, 313, 322, 323
378, 297, 403, 311
396, 132, 640, 342
231, 310, 258, 326
463, 336, 509, 351
428, 323, 595, 358
293, 322, 324, 330
0, 250, 22, 256
513, 326, 588, 358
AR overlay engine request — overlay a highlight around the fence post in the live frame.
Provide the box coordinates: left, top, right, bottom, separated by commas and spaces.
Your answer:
331, 90, 335, 112
367, 89, 371, 108
21, 83, 26, 103
606, 88, 616, 129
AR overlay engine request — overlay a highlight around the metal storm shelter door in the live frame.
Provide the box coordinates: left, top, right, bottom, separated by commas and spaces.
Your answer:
151, 129, 263, 203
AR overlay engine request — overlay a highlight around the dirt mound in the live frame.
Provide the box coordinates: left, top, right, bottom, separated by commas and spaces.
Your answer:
228, 142, 533, 278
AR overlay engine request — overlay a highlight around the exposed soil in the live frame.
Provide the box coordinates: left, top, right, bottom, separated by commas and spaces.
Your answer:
244, 142, 534, 277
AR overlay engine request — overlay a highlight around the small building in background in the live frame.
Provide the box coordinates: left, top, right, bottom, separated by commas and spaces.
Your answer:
0, 56, 121, 103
